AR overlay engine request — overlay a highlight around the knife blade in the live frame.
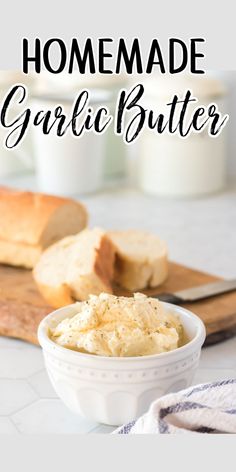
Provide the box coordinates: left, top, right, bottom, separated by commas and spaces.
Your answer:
155, 278, 236, 304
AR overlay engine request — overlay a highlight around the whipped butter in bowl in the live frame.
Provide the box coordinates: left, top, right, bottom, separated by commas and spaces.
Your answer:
50, 293, 184, 357
38, 293, 205, 426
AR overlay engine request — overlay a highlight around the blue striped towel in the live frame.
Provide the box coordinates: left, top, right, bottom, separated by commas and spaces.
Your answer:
114, 379, 236, 434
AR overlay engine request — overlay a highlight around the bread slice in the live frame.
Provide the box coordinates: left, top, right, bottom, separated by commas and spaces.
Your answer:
0, 239, 41, 269
0, 186, 88, 268
108, 230, 168, 291
33, 228, 115, 307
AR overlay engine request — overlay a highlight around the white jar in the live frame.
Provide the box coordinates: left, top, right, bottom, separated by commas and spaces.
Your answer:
36, 74, 128, 180
138, 75, 227, 197
31, 90, 110, 196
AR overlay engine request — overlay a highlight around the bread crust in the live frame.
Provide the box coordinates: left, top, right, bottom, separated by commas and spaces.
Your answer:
0, 186, 88, 245
35, 282, 74, 309
94, 234, 115, 288
0, 186, 88, 268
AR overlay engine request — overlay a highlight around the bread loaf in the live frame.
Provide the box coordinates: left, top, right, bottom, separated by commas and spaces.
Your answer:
108, 230, 168, 291
0, 187, 88, 268
33, 228, 115, 307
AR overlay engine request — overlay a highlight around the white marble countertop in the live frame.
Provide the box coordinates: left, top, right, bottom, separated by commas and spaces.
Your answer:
0, 174, 236, 434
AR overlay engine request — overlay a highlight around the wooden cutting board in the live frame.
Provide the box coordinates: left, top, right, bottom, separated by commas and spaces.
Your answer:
0, 262, 236, 346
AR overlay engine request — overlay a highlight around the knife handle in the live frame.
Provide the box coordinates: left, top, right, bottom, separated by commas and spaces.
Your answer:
154, 293, 183, 304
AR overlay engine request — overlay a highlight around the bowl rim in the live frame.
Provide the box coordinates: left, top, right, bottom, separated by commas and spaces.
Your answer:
38, 301, 206, 363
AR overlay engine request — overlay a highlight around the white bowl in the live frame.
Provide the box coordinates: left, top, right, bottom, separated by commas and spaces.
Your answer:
38, 302, 206, 426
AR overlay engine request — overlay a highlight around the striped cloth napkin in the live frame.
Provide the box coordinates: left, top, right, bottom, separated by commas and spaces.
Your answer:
114, 379, 236, 434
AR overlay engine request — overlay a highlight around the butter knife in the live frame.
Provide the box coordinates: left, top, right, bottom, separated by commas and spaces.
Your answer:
155, 279, 236, 304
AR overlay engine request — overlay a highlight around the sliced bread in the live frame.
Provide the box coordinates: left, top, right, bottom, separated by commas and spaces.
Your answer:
33, 228, 115, 307
108, 230, 168, 291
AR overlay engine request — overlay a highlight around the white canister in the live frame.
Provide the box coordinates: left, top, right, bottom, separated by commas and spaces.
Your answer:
31, 90, 111, 196
138, 75, 227, 197
35, 74, 128, 180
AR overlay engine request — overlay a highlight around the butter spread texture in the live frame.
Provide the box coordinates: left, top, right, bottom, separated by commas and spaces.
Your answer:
51, 293, 183, 357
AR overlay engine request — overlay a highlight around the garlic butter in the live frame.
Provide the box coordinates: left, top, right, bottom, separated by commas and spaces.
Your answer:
51, 292, 184, 357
